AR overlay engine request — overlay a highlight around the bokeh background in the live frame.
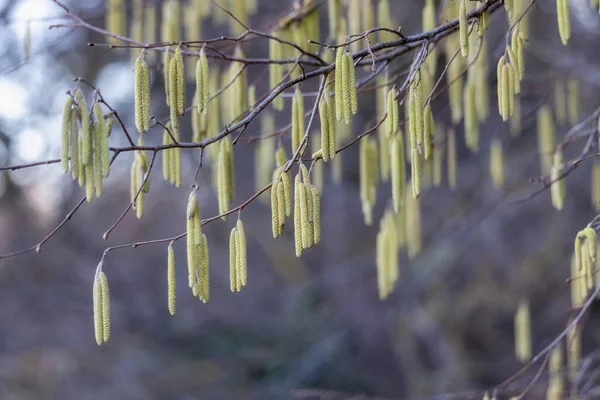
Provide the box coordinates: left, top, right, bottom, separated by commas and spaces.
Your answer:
1, 0, 600, 399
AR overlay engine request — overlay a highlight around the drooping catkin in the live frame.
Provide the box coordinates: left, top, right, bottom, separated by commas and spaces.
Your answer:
547, 343, 564, 400
93, 271, 104, 345
236, 218, 248, 288
292, 88, 305, 154
74, 89, 91, 166
328, 0, 342, 39
514, 299, 532, 362
557, 0, 570, 46
386, 87, 399, 138
423, 103, 434, 160
359, 137, 378, 225
464, 82, 478, 152
271, 181, 281, 238
186, 190, 202, 289
334, 47, 345, 122
61, 96, 74, 173
167, 242, 176, 315
391, 133, 406, 213
489, 138, 504, 190
410, 74, 424, 147
459, 0, 469, 58
217, 138, 235, 216
447, 128, 457, 190
198, 233, 210, 303
551, 150, 566, 211
537, 105, 556, 175
69, 108, 80, 180
345, 52, 358, 116
405, 186, 421, 259
229, 226, 239, 292
169, 45, 186, 136
106, 0, 126, 45
163, 49, 172, 105
592, 162, 600, 212
319, 94, 331, 161
269, 35, 284, 111
294, 174, 304, 257
568, 77, 580, 125
411, 147, 421, 199
196, 46, 210, 115
92, 103, 105, 198
134, 55, 151, 132
376, 209, 400, 300
255, 113, 276, 193
311, 185, 321, 245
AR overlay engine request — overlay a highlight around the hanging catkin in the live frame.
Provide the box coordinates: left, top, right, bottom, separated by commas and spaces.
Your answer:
537, 105, 556, 175
423, 103, 434, 160
167, 242, 176, 315
74, 89, 91, 166
93, 270, 104, 345
294, 174, 304, 256
547, 343, 564, 400
514, 299, 532, 362
459, 0, 469, 58
391, 133, 406, 213
236, 218, 248, 288
551, 150, 566, 211
229, 226, 239, 292
134, 55, 151, 132
386, 87, 399, 138
195, 46, 210, 115
489, 138, 504, 190
557, 0, 570, 46
169, 45, 186, 136
292, 87, 305, 154
269, 35, 284, 111
61, 96, 74, 173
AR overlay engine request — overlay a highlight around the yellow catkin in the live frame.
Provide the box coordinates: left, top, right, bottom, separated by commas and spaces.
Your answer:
501, 64, 511, 121
359, 138, 376, 225
292, 88, 305, 154
69, 109, 80, 180
271, 182, 281, 238
411, 147, 421, 199
547, 343, 564, 400
537, 105, 556, 175
325, 90, 337, 158
294, 174, 304, 256
346, 52, 358, 116
391, 133, 406, 213
186, 191, 201, 288
319, 95, 331, 161
196, 46, 209, 115
92, 104, 105, 198
447, 128, 457, 190
592, 162, 600, 212
198, 233, 210, 303
423, 103, 434, 160
464, 82, 478, 152
489, 138, 504, 190
99, 271, 111, 343
551, 150, 566, 211
74, 89, 91, 166
276, 177, 286, 232
567, 322, 581, 383
311, 185, 321, 245
506, 47, 521, 95
571, 253, 583, 308
328, 0, 342, 39
269, 36, 284, 111
281, 170, 292, 217
93, 272, 104, 345
134, 56, 151, 132
413, 75, 424, 146
514, 299, 532, 363
334, 47, 345, 122
229, 227, 239, 292
61, 97, 74, 173
236, 219, 248, 287
568, 77, 580, 125
376, 209, 399, 300
167, 242, 176, 315
386, 87, 398, 138
106, 0, 126, 45
406, 187, 421, 259
298, 178, 311, 250
557, 0, 570, 46
459, 0, 469, 58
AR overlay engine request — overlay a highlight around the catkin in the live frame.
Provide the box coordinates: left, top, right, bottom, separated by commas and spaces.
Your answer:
294, 174, 304, 256
391, 133, 406, 213
464, 82, 478, 152
537, 105, 556, 175
592, 162, 600, 212
346, 52, 358, 116
386, 87, 399, 138
459, 0, 469, 58
319, 95, 331, 161
236, 218, 248, 288
489, 138, 504, 190
551, 150, 566, 211
271, 181, 281, 238
93, 272, 104, 345
61, 97, 74, 173
134, 56, 151, 132
557, 0, 570, 46
74, 89, 91, 166
547, 344, 564, 400
406, 186, 421, 259
311, 185, 321, 245
292, 88, 305, 154
514, 299, 532, 362
69, 109, 80, 180
196, 46, 210, 115
269, 35, 284, 111
447, 128, 457, 190
167, 242, 176, 315
423, 103, 434, 160
229, 227, 239, 292
169, 45, 186, 136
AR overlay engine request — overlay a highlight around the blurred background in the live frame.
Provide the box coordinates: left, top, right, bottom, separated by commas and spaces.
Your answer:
1, 0, 600, 399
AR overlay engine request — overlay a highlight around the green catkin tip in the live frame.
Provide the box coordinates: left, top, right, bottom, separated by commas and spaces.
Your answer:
229, 227, 238, 292
134, 56, 151, 132
167, 242, 176, 315
74, 89, 91, 166
236, 219, 248, 287
459, 0, 469, 58
61, 97, 74, 173
99, 271, 111, 343
93, 274, 104, 345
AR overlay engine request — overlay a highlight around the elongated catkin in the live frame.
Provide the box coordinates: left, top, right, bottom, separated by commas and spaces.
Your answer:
134, 56, 151, 132
196, 46, 210, 115
236, 218, 247, 288
557, 0, 570, 46
459, 0, 469, 58
229, 227, 239, 292
74, 89, 91, 166
167, 242, 176, 315
61, 97, 74, 173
